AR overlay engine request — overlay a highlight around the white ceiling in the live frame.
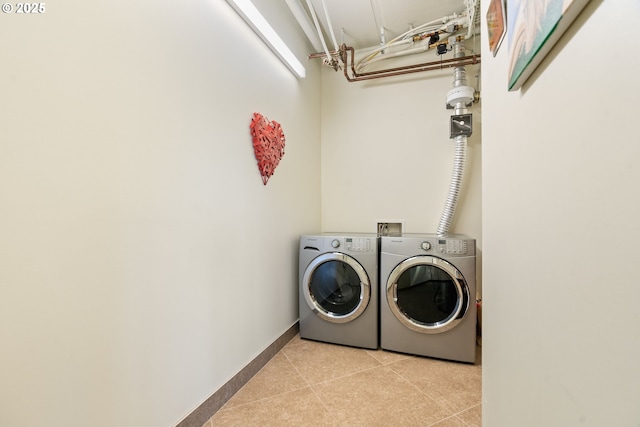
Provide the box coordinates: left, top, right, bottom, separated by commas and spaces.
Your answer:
305, 0, 470, 52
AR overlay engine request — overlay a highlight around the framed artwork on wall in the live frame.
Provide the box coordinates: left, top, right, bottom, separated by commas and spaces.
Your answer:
486, 0, 507, 57
507, 0, 590, 91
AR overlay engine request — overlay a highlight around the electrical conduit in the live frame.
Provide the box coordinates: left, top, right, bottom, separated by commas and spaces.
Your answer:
305, 0, 332, 64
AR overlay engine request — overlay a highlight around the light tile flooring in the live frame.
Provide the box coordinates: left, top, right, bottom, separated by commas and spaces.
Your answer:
203, 335, 482, 427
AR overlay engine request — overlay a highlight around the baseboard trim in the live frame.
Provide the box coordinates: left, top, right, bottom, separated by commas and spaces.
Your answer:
176, 322, 299, 427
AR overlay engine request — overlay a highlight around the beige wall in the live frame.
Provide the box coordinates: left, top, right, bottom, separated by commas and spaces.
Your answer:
320, 64, 482, 238
481, 0, 640, 425
0, 1, 321, 426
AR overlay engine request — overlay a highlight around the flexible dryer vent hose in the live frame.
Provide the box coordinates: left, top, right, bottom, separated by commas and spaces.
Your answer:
437, 135, 467, 236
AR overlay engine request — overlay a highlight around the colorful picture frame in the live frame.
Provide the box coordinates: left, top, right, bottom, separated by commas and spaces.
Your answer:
507, 0, 590, 91
486, 0, 507, 57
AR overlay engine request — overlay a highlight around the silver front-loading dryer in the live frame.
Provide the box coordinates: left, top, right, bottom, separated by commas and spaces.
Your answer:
299, 234, 378, 349
380, 234, 477, 362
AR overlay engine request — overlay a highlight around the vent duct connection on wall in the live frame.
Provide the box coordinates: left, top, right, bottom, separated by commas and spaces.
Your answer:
437, 41, 474, 236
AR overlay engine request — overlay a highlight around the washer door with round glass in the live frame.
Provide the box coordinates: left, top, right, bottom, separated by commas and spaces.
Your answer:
387, 255, 469, 334
302, 252, 370, 324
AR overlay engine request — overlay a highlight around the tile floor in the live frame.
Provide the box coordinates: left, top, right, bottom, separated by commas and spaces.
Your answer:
202, 335, 482, 427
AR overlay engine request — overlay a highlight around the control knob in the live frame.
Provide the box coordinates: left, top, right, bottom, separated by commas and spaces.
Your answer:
420, 241, 431, 251
331, 239, 340, 248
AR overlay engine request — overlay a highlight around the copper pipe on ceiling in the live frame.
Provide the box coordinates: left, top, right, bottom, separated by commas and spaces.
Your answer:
309, 44, 481, 82
309, 50, 339, 59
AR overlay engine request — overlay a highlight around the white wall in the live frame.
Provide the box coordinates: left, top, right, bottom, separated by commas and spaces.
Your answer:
0, 1, 320, 426
481, 0, 640, 425
320, 49, 483, 292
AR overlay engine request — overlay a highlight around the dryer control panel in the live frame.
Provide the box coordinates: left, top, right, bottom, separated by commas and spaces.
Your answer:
438, 239, 468, 255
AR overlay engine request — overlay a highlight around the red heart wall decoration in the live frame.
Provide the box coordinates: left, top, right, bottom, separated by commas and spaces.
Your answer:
250, 112, 286, 185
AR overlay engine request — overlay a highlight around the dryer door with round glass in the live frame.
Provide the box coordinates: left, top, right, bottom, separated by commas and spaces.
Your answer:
302, 252, 370, 324
387, 255, 469, 334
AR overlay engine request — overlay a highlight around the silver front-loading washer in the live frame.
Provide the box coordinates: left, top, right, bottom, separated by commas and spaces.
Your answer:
299, 234, 378, 349
380, 234, 477, 362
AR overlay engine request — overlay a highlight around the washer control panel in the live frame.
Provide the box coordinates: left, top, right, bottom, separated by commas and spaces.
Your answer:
345, 237, 373, 252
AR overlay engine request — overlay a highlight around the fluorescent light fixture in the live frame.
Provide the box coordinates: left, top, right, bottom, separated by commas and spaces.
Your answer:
226, 0, 306, 78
